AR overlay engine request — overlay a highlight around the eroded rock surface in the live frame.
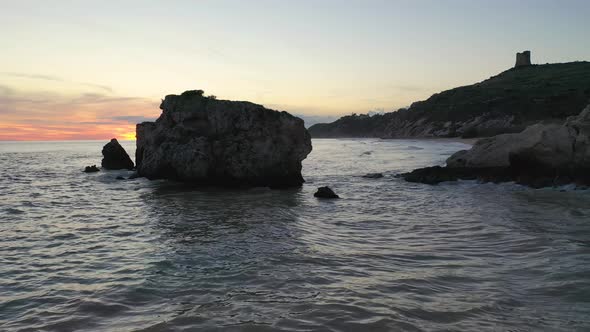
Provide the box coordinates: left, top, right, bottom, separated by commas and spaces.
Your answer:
401, 104, 590, 188
135, 90, 312, 188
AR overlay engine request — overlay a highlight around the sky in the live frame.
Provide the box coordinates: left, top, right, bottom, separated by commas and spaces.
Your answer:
1, 0, 589, 140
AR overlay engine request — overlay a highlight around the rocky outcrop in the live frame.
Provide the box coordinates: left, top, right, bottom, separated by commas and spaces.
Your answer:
400, 104, 590, 188
101, 139, 134, 170
135, 90, 312, 188
314, 187, 340, 198
309, 61, 590, 139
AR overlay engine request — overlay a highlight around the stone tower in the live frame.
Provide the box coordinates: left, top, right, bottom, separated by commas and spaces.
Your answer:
515, 51, 531, 68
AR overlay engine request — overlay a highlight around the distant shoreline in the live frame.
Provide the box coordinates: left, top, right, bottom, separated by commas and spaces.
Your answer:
311, 137, 477, 145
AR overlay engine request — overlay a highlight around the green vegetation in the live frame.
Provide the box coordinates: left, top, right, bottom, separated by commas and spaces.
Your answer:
181, 90, 205, 97
309, 62, 590, 138
414, 62, 590, 122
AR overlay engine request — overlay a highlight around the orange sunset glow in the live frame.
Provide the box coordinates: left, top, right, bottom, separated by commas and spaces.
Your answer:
0, 80, 159, 141
2, 1, 589, 141
0, 123, 138, 141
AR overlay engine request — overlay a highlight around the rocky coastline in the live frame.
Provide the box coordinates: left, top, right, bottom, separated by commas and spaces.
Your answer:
400, 104, 590, 188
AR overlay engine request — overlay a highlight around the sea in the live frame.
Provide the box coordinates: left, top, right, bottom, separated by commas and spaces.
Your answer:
1, 139, 590, 331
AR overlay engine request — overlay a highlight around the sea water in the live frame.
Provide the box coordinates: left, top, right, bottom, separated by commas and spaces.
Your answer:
1, 139, 589, 331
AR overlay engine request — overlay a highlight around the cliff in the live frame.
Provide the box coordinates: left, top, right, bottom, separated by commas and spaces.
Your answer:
309, 61, 590, 139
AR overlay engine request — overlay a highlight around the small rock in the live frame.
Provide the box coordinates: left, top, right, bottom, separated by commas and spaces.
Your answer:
102, 138, 134, 170
314, 186, 339, 199
363, 173, 383, 179
83, 165, 100, 173
116, 176, 126, 180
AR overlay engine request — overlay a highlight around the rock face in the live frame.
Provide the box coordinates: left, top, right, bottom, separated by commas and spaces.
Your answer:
101, 139, 134, 170
401, 104, 590, 188
515, 50, 532, 68
135, 90, 312, 188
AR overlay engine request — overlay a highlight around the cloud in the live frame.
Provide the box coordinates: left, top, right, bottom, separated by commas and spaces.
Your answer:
111, 115, 157, 123
0, 85, 160, 140
0, 72, 114, 93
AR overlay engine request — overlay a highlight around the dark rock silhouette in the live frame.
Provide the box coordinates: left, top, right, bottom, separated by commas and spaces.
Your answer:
135, 90, 312, 188
83, 165, 100, 173
314, 187, 340, 199
400, 104, 590, 188
101, 138, 134, 170
515, 50, 532, 68
115, 176, 126, 180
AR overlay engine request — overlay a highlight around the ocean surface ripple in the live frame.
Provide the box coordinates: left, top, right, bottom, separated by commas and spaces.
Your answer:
1, 139, 590, 331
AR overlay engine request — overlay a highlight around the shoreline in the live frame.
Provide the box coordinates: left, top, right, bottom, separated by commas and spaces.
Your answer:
311, 136, 478, 145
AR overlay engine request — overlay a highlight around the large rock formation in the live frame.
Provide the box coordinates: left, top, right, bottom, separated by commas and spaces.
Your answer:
400, 104, 590, 188
447, 105, 590, 170
135, 90, 312, 188
101, 138, 134, 170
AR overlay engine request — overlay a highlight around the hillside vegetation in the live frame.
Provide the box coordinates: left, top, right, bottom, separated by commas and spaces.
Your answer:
309, 62, 590, 138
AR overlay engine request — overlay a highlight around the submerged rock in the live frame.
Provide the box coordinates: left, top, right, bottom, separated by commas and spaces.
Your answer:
128, 172, 141, 180
135, 90, 312, 188
401, 166, 512, 185
314, 186, 339, 199
362, 173, 384, 179
83, 165, 100, 173
401, 104, 590, 188
102, 138, 134, 170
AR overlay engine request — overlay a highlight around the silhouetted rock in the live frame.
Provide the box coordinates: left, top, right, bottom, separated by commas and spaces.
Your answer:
115, 176, 126, 180
400, 166, 511, 185
101, 138, 134, 170
83, 165, 100, 173
401, 104, 590, 188
314, 186, 339, 199
363, 173, 384, 179
135, 90, 312, 188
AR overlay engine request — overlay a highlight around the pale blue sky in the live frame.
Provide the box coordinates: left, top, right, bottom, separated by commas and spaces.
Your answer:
1, 0, 589, 139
